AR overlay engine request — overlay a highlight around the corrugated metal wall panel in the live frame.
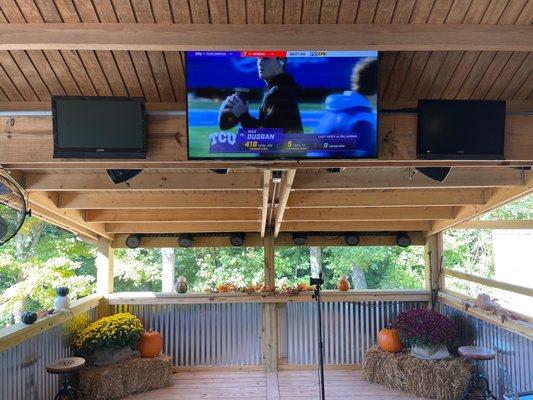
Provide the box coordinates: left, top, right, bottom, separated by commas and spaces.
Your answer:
286, 301, 425, 365
0, 308, 97, 400
114, 302, 263, 366
442, 304, 533, 399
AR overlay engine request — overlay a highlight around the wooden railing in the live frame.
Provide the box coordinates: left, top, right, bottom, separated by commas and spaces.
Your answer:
443, 268, 533, 297
0, 294, 101, 352
106, 289, 431, 305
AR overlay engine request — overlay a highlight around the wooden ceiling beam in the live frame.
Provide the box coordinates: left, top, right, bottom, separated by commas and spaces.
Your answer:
1, 114, 532, 169
0, 24, 530, 51
86, 209, 260, 223
28, 191, 113, 240
261, 170, 272, 238
283, 206, 454, 221
274, 170, 296, 237
106, 221, 260, 233
24, 172, 261, 191
281, 221, 431, 232
293, 168, 525, 190
456, 220, 533, 229
57, 192, 261, 209
287, 189, 487, 208
429, 171, 533, 234
112, 231, 425, 248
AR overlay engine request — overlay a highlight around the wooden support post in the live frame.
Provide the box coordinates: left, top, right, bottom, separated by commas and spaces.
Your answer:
262, 231, 278, 372
96, 237, 114, 318
162, 248, 176, 292
424, 232, 444, 309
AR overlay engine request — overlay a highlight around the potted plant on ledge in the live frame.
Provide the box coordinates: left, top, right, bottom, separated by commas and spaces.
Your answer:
396, 308, 458, 360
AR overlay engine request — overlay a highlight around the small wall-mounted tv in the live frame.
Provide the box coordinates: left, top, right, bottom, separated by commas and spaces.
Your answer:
185, 51, 379, 160
417, 99, 505, 160
52, 96, 146, 159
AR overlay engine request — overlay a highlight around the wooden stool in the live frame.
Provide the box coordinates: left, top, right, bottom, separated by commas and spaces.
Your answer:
46, 357, 85, 400
459, 346, 497, 400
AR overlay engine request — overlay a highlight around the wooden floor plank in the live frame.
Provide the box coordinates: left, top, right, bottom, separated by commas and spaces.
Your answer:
122, 368, 430, 399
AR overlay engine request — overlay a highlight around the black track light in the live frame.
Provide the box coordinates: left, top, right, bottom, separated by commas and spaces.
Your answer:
178, 233, 194, 248
344, 233, 360, 246
292, 232, 307, 246
230, 232, 246, 247
396, 231, 411, 247
126, 234, 141, 249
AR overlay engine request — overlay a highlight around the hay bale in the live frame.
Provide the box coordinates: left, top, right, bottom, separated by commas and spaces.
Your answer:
362, 346, 472, 400
79, 355, 172, 400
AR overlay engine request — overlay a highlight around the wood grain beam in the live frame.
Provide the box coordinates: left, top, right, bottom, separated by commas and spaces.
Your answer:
86, 209, 260, 223
112, 232, 426, 248
281, 221, 431, 232
1, 114, 532, 169
28, 191, 112, 240
456, 219, 533, 229
274, 170, 296, 237
57, 192, 261, 209
24, 172, 261, 191
261, 170, 272, 238
283, 207, 454, 221
0, 24, 530, 51
106, 221, 260, 233
287, 189, 487, 208
293, 168, 525, 190
430, 171, 533, 234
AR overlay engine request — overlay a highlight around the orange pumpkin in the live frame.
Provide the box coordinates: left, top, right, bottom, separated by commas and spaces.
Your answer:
377, 324, 403, 353
140, 330, 163, 358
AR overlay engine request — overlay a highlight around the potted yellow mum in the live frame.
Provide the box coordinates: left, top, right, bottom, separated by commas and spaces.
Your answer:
73, 313, 144, 365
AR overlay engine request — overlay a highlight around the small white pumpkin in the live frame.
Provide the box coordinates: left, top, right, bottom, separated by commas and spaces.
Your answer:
475, 293, 493, 310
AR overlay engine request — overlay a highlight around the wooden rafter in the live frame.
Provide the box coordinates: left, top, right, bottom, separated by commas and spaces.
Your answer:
430, 171, 533, 234
261, 170, 272, 238
57, 192, 261, 209
292, 168, 525, 190
456, 220, 533, 229
287, 189, 487, 208
281, 221, 431, 232
24, 172, 261, 191
0, 24, 531, 51
283, 207, 455, 221
28, 191, 113, 240
106, 221, 260, 234
86, 209, 260, 223
274, 170, 296, 237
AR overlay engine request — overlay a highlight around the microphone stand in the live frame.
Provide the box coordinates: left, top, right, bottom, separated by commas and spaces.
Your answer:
311, 272, 326, 400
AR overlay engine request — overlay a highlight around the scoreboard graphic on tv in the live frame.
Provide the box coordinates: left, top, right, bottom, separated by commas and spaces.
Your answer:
185, 50, 378, 160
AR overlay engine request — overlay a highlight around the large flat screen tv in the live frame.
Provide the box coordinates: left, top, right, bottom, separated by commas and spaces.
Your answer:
52, 96, 146, 159
186, 51, 378, 160
417, 99, 505, 160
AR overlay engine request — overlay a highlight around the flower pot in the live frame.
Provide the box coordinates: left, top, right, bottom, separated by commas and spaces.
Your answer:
93, 346, 133, 366
411, 344, 450, 360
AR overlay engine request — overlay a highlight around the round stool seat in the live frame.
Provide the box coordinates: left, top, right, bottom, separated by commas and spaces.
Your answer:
459, 346, 496, 361
46, 357, 85, 374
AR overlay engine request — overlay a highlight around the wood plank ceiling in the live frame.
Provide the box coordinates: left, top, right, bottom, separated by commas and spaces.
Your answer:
0, 0, 532, 242
0, 0, 531, 106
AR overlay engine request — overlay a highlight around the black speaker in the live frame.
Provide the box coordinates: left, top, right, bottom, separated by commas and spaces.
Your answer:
230, 233, 245, 247
106, 169, 143, 184
292, 233, 307, 246
178, 234, 194, 248
344, 233, 360, 246
415, 167, 451, 182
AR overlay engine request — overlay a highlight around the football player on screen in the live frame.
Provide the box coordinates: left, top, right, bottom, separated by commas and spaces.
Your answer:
316, 58, 378, 155
218, 57, 304, 134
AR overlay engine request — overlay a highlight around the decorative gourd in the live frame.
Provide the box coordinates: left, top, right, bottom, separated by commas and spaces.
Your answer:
21, 312, 37, 325
475, 293, 493, 310
337, 275, 350, 291
54, 286, 70, 311
175, 276, 188, 293
377, 324, 403, 353
140, 330, 163, 358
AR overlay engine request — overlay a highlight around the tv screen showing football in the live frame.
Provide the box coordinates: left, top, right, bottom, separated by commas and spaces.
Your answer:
186, 51, 378, 160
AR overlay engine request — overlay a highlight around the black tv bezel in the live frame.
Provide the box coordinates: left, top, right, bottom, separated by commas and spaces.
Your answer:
52, 96, 147, 159
184, 51, 380, 161
416, 99, 506, 160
